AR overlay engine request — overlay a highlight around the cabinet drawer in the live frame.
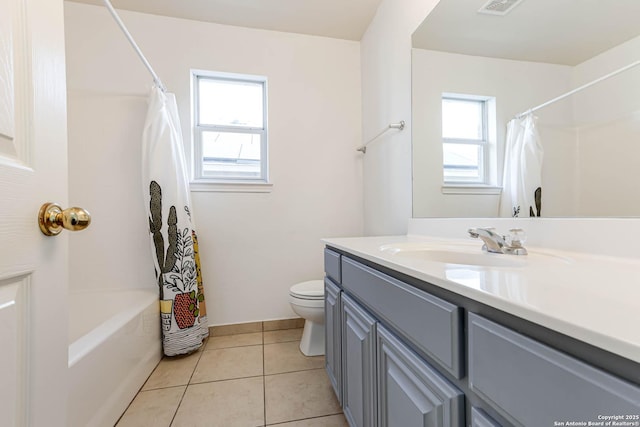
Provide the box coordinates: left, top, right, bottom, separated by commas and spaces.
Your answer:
468, 313, 640, 426
324, 248, 341, 284
342, 257, 463, 378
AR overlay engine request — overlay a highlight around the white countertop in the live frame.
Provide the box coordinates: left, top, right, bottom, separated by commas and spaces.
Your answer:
323, 235, 640, 364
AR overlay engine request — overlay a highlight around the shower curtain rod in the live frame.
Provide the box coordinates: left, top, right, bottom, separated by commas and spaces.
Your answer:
102, 0, 167, 92
515, 59, 640, 119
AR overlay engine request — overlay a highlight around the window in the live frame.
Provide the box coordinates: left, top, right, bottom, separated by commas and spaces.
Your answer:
442, 94, 494, 185
192, 70, 268, 185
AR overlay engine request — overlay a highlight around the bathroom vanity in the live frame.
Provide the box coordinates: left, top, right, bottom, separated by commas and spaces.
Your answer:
323, 236, 640, 427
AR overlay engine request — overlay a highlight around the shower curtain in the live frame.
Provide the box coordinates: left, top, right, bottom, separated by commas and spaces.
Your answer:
143, 86, 209, 356
499, 113, 544, 218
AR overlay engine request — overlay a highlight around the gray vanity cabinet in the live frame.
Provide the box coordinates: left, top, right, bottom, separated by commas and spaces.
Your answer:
341, 293, 377, 427
324, 247, 640, 427
377, 325, 464, 427
325, 277, 342, 403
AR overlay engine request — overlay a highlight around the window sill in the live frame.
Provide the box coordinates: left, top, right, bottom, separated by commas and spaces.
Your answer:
441, 185, 502, 195
190, 180, 273, 193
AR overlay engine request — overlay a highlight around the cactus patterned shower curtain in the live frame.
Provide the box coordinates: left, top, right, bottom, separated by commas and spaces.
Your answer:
142, 85, 209, 356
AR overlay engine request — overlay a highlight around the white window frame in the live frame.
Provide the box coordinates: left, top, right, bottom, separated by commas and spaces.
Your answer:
441, 93, 500, 194
190, 70, 271, 192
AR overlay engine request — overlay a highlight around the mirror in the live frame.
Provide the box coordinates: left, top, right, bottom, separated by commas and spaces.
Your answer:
411, 0, 640, 218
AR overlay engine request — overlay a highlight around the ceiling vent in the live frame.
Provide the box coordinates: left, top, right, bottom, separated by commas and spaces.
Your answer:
477, 0, 525, 16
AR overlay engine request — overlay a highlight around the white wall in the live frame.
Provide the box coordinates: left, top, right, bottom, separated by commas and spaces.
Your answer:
360, 0, 440, 235
572, 35, 640, 217
64, 2, 363, 325
411, 49, 575, 218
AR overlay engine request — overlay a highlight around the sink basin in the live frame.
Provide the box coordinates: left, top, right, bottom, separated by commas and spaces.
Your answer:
379, 241, 570, 268
393, 249, 526, 268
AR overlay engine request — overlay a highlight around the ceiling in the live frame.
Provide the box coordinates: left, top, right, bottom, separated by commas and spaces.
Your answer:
412, 0, 640, 66
68, 0, 383, 41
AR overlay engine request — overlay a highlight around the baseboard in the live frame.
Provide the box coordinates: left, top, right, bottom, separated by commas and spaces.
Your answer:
210, 318, 305, 337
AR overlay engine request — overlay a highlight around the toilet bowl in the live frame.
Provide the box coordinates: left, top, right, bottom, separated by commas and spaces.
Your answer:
289, 280, 325, 356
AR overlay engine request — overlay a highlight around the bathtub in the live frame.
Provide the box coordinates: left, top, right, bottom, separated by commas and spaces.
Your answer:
68, 289, 162, 427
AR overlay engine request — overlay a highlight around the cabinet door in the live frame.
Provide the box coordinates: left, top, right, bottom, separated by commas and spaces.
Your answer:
325, 278, 342, 403
377, 326, 464, 427
342, 293, 377, 427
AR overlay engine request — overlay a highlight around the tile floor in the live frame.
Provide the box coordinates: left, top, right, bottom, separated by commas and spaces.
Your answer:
115, 326, 348, 427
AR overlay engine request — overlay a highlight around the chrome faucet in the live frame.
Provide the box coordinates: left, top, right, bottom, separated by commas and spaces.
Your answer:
468, 227, 528, 255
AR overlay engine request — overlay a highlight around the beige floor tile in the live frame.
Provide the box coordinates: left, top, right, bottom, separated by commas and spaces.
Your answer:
172, 377, 264, 427
267, 414, 348, 427
206, 332, 263, 350
191, 345, 263, 383
211, 322, 262, 336
264, 328, 303, 344
265, 369, 341, 425
263, 318, 305, 331
142, 351, 202, 390
264, 341, 324, 375
115, 386, 185, 427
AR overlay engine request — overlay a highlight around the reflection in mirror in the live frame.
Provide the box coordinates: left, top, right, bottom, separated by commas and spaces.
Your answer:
411, 0, 640, 218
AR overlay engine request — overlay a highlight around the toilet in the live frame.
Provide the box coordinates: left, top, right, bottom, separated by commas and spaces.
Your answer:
289, 280, 325, 356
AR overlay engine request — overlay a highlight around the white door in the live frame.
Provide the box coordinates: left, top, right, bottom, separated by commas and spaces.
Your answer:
0, 0, 69, 425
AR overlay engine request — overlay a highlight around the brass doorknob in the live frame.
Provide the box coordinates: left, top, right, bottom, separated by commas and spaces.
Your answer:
38, 202, 91, 236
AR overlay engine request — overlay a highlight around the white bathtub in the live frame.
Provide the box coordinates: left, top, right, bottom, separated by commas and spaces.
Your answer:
68, 289, 162, 427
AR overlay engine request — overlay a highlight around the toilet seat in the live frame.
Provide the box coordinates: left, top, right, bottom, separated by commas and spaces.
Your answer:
289, 280, 324, 300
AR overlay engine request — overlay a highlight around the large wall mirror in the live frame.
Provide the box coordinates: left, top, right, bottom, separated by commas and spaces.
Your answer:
412, 0, 640, 218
